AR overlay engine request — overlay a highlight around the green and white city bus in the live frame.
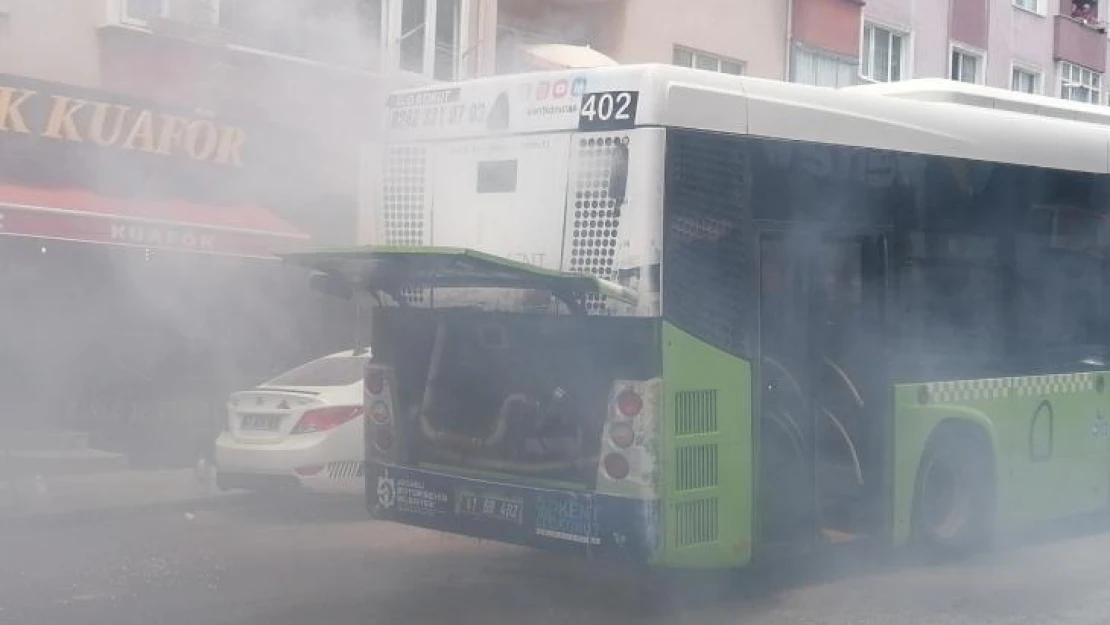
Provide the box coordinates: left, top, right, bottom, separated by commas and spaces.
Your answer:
288, 65, 1110, 569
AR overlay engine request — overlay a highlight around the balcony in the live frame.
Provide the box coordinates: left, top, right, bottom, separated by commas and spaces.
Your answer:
1054, 12, 1107, 73
790, 0, 865, 59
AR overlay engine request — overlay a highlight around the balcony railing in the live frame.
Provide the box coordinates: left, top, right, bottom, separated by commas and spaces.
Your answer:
1054, 13, 1108, 73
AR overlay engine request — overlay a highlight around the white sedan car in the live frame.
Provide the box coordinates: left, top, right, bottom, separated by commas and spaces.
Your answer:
214, 349, 370, 495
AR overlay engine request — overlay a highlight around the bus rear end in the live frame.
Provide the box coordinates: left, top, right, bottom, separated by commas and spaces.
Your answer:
355, 68, 665, 562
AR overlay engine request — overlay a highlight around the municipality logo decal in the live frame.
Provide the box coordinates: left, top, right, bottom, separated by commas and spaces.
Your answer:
377, 474, 395, 509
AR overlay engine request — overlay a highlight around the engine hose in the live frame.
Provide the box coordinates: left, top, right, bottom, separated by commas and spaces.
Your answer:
419, 393, 531, 451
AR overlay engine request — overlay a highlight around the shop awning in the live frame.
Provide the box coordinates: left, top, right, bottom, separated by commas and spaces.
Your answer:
0, 185, 311, 260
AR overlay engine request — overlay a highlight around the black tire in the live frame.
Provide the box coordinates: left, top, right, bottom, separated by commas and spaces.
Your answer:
911, 429, 994, 558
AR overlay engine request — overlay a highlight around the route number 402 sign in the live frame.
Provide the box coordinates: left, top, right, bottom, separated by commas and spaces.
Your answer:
578, 91, 639, 131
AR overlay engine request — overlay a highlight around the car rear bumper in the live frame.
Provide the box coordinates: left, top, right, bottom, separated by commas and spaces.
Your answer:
365, 461, 661, 564
214, 431, 336, 474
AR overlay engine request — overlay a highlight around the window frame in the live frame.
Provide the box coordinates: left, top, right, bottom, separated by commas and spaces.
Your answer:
1058, 61, 1103, 104
860, 21, 910, 83
119, 0, 221, 28
1010, 63, 1043, 94
672, 45, 746, 76
388, 0, 471, 81
791, 43, 859, 88
1012, 0, 1044, 15
949, 43, 986, 85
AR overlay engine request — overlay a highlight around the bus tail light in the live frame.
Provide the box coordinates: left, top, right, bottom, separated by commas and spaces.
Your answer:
365, 368, 386, 395
364, 365, 399, 462
596, 378, 662, 497
603, 452, 631, 480
368, 399, 391, 425
373, 427, 395, 453
616, 388, 643, 417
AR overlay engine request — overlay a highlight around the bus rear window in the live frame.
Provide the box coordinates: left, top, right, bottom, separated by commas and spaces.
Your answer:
477, 159, 517, 193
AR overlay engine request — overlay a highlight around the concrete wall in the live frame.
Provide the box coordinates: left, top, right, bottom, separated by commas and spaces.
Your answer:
612, 0, 788, 78
0, 0, 102, 86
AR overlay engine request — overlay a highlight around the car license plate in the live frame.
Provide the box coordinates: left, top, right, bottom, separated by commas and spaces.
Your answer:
456, 488, 523, 525
240, 413, 283, 430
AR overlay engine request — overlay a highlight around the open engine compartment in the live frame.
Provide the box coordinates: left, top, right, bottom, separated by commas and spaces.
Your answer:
371, 306, 659, 486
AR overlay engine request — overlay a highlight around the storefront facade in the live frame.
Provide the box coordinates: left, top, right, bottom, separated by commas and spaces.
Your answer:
0, 72, 362, 466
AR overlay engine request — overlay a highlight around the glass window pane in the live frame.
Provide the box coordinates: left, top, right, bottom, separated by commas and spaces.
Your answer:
400, 0, 427, 73
874, 29, 890, 82
434, 0, 459, 80
861, 26, 873, 77
721, 60, 744, 75
890, 34, 903, 81
695, 54, 718, 71
673, 47, 694, 67
126, 0, 162, 20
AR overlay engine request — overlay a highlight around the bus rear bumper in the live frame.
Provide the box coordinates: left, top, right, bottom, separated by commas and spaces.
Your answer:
366, 461, 661, 564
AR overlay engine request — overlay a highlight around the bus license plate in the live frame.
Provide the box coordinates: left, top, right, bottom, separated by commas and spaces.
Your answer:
456, 489, 524, 525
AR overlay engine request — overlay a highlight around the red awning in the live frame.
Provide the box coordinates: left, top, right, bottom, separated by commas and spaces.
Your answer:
0, 185, 312, 260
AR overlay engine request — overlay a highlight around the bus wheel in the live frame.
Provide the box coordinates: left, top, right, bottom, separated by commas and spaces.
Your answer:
912, 429, 993, 558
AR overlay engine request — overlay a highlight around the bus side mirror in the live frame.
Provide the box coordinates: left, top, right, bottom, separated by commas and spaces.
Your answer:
609, 142, 629, 215
309, 271, 354, 300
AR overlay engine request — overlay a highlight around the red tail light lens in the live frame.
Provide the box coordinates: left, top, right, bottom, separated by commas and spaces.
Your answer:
603, 453, 630, 480
616, 389, 643, 417
291, 406, 363, 434
609, 422, 635, 449
373, 427, 394, 452
365, 369, 385, 395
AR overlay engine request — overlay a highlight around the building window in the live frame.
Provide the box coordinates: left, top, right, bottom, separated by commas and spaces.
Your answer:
1012, 0, 1043, 14
860, 23, 907, 82
1011, 66, 1041, 93
792, 45, 857, 87
1072, 0, 1099, 23
395, 0, 467, 79
1059, 61, 1102, 103
673, 46, 745, 75
950, 47, 983, 84
123, 0, 220, 26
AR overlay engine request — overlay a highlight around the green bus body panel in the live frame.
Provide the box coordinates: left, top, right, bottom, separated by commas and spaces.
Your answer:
892, 372, 1110, 547
658, 323, 753, 568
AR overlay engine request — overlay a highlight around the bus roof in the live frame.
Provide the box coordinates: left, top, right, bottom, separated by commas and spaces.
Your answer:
385, 64, 1110, 174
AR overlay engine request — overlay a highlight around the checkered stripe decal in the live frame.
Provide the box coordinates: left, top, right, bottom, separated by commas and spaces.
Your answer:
926, 373, 1095, 403
1012, 373, 1094, 397
926, 378, 1009, 404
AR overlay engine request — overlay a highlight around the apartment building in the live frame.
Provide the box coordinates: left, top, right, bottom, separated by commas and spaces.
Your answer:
788, 0, 1110, 104
494, 0, 790, 79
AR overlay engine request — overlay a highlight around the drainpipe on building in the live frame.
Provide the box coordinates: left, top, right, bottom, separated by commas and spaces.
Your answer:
784, 0, 794, 81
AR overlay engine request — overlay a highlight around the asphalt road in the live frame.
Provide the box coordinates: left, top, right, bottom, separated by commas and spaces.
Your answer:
1, 495, 1109, 625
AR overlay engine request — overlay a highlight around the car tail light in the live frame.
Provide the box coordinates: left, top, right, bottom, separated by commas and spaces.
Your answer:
365, 368, 385, 395
291, 406, 363, 434
373, 427, 394, 452
616, 388, 643, 417
603, 453, 630, 480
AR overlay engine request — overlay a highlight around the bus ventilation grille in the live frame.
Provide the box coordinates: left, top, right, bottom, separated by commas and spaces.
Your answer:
676, 445, 718, 491
567, 134, 629, 314
383, 144, 428, 305
675, 390, 718, 436
674, 498, 719, 546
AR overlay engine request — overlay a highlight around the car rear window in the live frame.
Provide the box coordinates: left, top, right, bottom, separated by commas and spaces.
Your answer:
264, 357, 366, 387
